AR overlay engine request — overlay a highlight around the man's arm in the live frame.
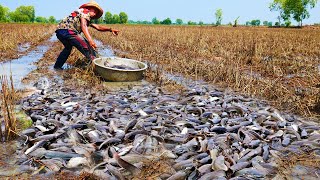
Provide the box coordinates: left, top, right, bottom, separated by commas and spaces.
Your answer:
80, 17, 97, 49
91, 24, 119, 36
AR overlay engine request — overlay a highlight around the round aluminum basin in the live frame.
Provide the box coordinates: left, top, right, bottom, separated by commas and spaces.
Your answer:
93, 57, 148, 82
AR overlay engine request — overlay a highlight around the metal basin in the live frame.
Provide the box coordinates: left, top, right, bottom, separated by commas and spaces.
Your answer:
93, 57, 148, 82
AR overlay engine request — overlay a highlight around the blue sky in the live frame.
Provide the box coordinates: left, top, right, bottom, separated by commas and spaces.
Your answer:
1, 0, 319, 25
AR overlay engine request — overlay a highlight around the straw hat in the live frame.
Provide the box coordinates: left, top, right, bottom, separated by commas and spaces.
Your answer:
80, 1, 103, 19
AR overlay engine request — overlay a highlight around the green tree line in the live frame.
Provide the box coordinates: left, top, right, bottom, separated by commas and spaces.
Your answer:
130, 17, 207, 25
1, 1, 318, 26
104, 11, 128, 24
0, 4, 56, 23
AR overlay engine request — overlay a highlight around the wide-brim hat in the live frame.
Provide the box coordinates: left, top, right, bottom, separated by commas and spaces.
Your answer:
80, 1, 103, 19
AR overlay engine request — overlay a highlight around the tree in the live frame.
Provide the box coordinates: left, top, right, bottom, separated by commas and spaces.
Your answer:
263, 21, 273, 26
112, 14, 120, 24
256, 19, 261, 26
270, 0, 287, 25
119, 12, 128, 24
104, 11, 113, 24
187, 21, 197, 25
152, 17, 160, 24
93, 17, 103, 24
251, 19, 261, 26
142, 20, 151, 24
286, 0, 317, 26
161, 18, 172, 25
8, 6, 35, 22
48, 16, 56, 24
263, 21, 269, 26
10, 6, 35, 22
0, 5, 5, 21
9, 12, 29, 22
198, 21, 204, 25
35, 16, 48, 23
0, 5, 10, 22
270, 0, 318, 26
215, 9, 223, 25
176, 18, 183, 25
233, 16, 240, 27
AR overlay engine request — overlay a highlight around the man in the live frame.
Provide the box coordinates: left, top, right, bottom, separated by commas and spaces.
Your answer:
54, 1, 119, 70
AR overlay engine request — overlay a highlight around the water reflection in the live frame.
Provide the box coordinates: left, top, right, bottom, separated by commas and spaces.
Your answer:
0, 35, 57, 90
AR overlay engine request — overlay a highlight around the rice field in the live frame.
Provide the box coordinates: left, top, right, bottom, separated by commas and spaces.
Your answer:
0, 23, 56, 62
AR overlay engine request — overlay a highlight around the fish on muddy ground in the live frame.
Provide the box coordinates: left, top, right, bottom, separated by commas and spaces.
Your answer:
16, 77, 320, 179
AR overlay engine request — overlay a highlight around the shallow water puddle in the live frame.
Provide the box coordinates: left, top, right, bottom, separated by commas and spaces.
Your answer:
17, 42, 31, 53
94, 39, 115, 57
0, 35, 57, 90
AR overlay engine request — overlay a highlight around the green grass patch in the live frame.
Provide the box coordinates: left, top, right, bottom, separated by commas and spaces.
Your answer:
15, 110, 33, 130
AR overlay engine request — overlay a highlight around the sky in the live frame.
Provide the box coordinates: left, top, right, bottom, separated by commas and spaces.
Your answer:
0, 0, 319, 25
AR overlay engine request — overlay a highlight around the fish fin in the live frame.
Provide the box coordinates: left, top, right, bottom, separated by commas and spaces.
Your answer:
113, 153, 141, 176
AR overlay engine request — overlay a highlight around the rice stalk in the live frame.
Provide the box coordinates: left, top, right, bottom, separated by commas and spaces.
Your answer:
64, 60, 102, 90
0, 75, 17, 141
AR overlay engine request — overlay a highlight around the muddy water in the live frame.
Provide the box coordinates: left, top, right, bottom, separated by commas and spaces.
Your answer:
0, 142, 19, 177
0, 35, 57, 90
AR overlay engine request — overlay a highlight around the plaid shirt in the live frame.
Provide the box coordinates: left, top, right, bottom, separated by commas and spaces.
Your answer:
57, 8, 91, 33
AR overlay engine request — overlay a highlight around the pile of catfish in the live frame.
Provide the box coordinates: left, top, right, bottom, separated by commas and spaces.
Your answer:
17, 79, 320, 179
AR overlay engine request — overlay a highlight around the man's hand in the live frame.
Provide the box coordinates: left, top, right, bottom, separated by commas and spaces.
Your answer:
89, 40, 97, 49
111, 29, 120, 36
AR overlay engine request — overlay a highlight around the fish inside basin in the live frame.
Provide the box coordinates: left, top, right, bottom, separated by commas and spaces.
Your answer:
93, 57, 148, 82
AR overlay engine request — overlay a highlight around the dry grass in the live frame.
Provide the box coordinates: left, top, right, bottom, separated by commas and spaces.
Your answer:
93, 25, 320, 118
132, 157, 175, 180
144, 64, 186, 93
0, 23, 56, 62
64, 65, 102, 90
0, 75, 17, 141
55, 171, 99, 180
276, 151, 320, 179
